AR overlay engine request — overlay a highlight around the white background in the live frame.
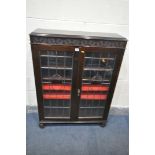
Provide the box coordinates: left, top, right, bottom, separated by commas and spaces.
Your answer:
26, 0, 129, 107
0, 0, 155, 155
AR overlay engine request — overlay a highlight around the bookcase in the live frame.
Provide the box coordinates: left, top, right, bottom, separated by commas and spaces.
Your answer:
30, 29, 127, 128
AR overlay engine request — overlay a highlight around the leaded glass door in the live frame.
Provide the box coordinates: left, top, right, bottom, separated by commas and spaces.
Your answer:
78, 49, 117, 120
39, 48, 74, 119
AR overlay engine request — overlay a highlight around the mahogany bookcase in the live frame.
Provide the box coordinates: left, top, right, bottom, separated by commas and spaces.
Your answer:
30, 29, 127, 128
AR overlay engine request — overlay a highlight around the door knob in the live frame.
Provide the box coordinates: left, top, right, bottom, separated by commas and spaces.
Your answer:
77, 89, 81, 96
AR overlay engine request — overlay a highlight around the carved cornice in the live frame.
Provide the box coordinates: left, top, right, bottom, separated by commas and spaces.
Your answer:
30, 36, 126, 48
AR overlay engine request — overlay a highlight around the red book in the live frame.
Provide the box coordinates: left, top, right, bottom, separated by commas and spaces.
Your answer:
81, 94, 107, 100
43, 93, 70, 100
43, 93, 107, 100
42, 84, 109, 92
42, 84, 71, 91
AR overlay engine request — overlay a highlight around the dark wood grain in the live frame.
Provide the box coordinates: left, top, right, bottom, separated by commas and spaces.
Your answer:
70, 50, 79, 120
30, 30, 127, 127
30, 28, 127, 41
31, 44, 44, 121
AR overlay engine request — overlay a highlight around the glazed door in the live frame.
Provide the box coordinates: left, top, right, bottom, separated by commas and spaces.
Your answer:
77, 47, 124, 121
32, 45, 79, 121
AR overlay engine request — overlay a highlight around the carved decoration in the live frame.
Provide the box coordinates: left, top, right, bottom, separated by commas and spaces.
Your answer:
30, 36, 126, 48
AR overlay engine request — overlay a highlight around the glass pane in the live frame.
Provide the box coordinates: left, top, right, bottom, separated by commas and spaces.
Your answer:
40, 50, 73, 118
79, 51, 116, 118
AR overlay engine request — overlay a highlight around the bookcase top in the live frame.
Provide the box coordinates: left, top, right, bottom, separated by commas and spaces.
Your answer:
30, 29, 127, 41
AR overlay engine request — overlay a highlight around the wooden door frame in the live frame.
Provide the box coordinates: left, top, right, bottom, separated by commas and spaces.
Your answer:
76, 47, 125, 122
31, 44, 81, 122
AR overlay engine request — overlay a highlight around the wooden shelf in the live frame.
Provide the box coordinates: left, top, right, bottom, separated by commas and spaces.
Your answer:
44, 106, 70, 109
40, 55, 72, 58
84, 67, 112, 71
42, 77, 71, 81
80, 107, 104, 109
41, 66, 113, 71
41, 66, 72, 70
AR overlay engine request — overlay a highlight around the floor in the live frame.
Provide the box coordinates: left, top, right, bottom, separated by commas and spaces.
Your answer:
26, 107, 129, 155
